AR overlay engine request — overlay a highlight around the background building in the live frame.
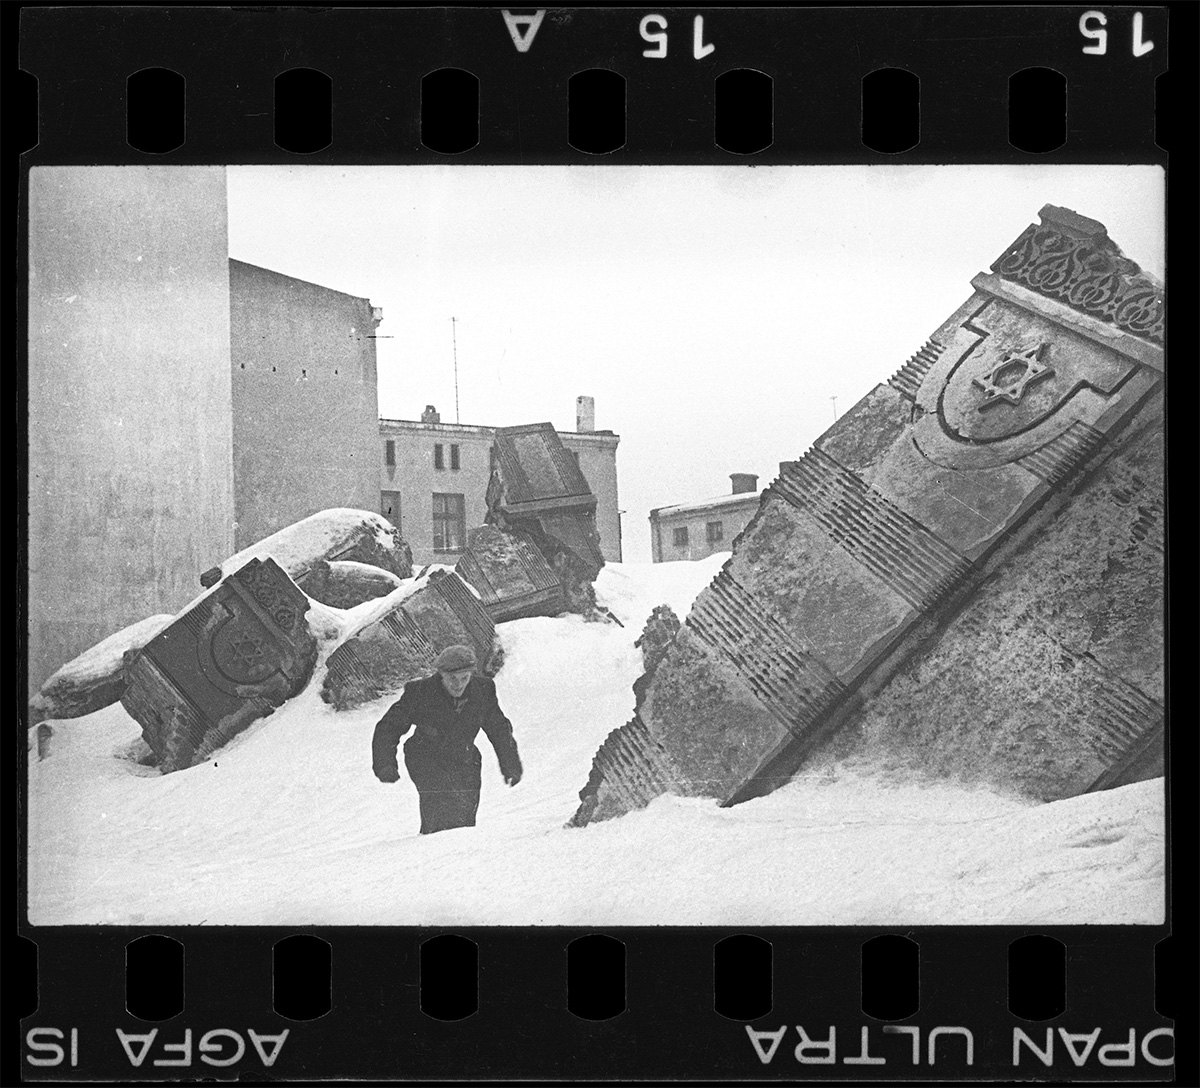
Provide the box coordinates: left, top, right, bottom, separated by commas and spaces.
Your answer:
27, 167, 386, 696
229, 260, 382, 549
649, 472, 766, 563
28, 166, 236, 696
380, 396, 621, 566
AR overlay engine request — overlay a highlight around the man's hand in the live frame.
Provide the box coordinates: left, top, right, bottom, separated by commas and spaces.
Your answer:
375, 767, 400, 784
504, 769, 522, 787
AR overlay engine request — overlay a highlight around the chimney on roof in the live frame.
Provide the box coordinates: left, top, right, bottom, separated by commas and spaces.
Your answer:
421, 405, 441, 424
576, 395, 595, 433
731, 473, 759, 495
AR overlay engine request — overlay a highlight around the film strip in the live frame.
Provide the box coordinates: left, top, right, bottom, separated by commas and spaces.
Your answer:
13, 4, 1196, 1084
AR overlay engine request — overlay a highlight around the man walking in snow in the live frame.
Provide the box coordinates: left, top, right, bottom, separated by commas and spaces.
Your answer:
372, 644, 523, 834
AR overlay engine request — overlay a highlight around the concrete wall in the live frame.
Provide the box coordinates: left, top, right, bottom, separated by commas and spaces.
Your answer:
28, 166, 235, 694
229, 260, 380, 550
380, 420, 622, 566
650, 497, 760, 562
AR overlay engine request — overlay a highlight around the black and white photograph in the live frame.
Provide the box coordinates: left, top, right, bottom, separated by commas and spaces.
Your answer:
26, 162, 1165, 928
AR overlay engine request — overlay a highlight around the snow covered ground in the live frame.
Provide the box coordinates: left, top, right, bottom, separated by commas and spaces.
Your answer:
26, 556, 1164, 926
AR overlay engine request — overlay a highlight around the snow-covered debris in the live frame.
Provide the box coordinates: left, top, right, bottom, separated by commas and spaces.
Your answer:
202, 508, 412, 587
28, 614, 175, 726
26, 558, 1163, 927
321, 571, 498, 710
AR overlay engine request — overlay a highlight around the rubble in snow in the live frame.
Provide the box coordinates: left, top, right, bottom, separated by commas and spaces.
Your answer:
571, 205, 1165, 827
485, 423, 605, 614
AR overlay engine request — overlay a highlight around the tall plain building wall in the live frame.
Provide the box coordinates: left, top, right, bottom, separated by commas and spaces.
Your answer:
560, 433, 622, 562
229, 260, 381, 550
27, 166, 235, 694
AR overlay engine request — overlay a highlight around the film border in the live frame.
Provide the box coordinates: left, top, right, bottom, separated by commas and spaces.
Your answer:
11, 3, 1196, 1083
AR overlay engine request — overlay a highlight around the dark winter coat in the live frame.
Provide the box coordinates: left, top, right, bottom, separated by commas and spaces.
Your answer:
372, 674, 522, 834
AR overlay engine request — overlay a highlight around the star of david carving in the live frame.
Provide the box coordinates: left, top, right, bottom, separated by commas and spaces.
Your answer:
227, 632, 265, 668
972, 342, 1055, 410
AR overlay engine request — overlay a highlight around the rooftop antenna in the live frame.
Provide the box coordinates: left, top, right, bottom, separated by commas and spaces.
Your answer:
831, 395, 838, 421
451, 316, 460, 423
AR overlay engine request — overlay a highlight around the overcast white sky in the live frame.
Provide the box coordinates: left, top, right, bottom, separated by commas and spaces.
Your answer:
227, 165, 1163, 563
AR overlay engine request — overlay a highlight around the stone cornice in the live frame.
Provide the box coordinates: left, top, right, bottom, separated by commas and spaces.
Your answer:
990, 204, 1164, 348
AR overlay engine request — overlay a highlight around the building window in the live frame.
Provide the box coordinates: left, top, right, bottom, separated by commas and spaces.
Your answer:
673, 526, 689, 547
706, 520, 724, 543
384, 440, 395, 466
434, 443, 444, 470
433, 493, 466, 553
450, 443, 460, 470
381, 491, 401, 528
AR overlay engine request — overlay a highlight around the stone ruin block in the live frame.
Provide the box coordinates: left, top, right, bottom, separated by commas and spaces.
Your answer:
486, 423, 605, 613
298, 559, 403, 610
571, 205, 1165, 827
321, 572, 498, 710
28, 614, 174, 728
121, 558, 318, 774
320, 524, 413, 581
200, 510, 413, 589
822, 421, 1164, 801
634, 605, 682, 674
454, 525, 565, 622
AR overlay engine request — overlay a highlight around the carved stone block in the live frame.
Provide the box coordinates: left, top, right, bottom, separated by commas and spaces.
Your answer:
486, 423, 604, 613
571, 206, 1164, 826
121, 558, 318, 773
454, 525, 565, 622
321, 572, 498, 710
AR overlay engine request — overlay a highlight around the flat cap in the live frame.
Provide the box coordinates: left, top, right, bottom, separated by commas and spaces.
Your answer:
434, 644, 477, 672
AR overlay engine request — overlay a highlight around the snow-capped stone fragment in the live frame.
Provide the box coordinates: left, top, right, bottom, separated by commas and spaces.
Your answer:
200, 508, 413, 589
28, 614, 175, 727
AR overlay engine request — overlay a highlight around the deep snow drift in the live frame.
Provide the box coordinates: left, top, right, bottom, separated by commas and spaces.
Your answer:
26, 556, 1164, 926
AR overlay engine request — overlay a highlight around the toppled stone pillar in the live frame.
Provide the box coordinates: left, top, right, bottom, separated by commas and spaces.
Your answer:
200, 509, 413, 589
571, 205, 1165, 826
485, 423, 605, 613
121, 558, 318, 773
454, 525, 565, 622
321, 572, 498, 710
